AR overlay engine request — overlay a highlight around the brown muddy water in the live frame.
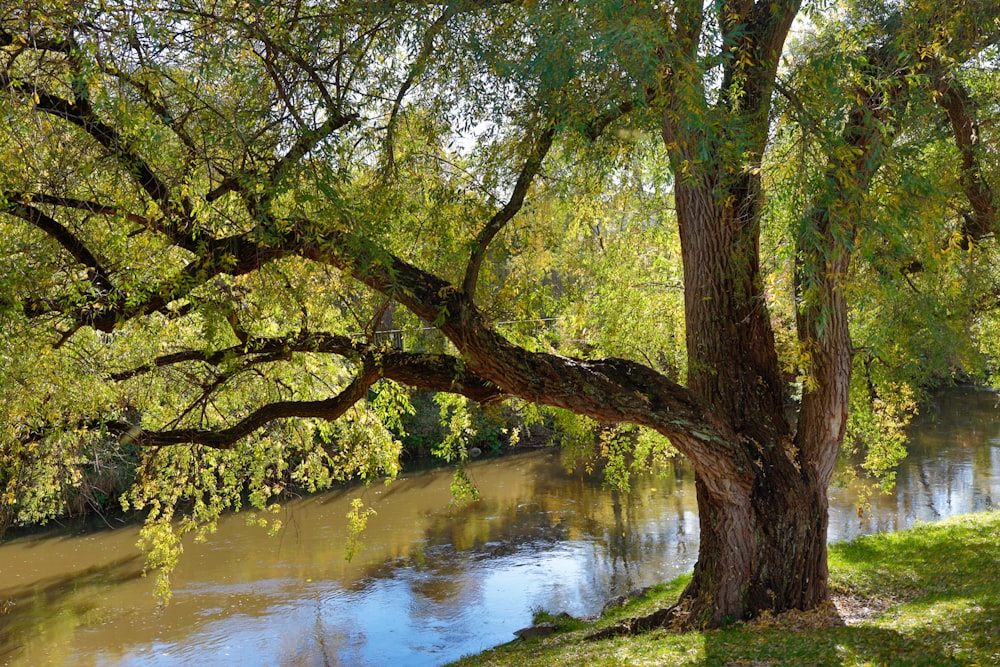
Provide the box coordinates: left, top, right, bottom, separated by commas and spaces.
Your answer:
1, 387, 999, 666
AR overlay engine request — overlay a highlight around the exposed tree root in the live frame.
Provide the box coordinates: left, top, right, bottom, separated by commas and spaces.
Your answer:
586, 595, 870, 641
585, 603, 687, 640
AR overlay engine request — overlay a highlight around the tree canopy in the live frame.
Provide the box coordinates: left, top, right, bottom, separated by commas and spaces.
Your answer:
1, 0, 999, 627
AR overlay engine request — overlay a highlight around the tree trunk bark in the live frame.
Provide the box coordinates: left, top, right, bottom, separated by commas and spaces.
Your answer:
635, 0, 849, 626
590, 454, 832, 636
679, 465, 830, 627
661, 176, 835, 629
639, 48, 903, 629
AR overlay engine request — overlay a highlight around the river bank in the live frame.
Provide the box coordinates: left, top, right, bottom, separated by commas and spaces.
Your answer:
449, 510, 1000, 666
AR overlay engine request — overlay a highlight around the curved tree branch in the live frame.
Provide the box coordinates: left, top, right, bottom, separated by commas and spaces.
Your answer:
107, 329, 505, 404
461, 124, 555, 300
1, 196, 114, 293
100, 338, 503, 449
107, 370, 379, 449
299, 227, 746, 486
930, 65, 996, 242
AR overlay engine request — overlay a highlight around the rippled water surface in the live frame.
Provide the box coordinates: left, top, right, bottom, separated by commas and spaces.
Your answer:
2, 388, 999, 666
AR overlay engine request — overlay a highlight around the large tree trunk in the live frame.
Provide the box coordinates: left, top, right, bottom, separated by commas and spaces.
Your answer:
587, 172, 844, 631
593, 424, 836, 636
679, 464, 831, 627
637, 41, 902, 629
612, 0, 855, 631
662, 174, 839, 628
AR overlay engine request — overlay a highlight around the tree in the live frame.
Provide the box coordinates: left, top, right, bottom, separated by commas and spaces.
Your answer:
1, 0, 998, 629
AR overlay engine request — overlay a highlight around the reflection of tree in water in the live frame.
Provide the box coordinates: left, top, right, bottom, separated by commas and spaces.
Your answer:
848, 388, 1000, 533
339, 451, 698, 615
916, 461, 942, 520
606, 489, 634, 591
0, 553, 144, 665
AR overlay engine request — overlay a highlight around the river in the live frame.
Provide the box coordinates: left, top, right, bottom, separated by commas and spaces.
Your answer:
1, 387, 999, 666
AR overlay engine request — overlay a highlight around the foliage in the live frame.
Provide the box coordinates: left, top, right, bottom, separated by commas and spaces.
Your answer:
842, 376, 915, 495
765, 5, 1000, 490
344, 496, 375, 562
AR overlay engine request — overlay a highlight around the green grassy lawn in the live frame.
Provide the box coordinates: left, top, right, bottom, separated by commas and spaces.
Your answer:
449, 511, 1000, 666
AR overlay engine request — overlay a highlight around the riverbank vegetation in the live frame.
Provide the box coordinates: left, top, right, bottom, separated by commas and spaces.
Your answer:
2, 0, 1000, 627
451, 511, 1000, 666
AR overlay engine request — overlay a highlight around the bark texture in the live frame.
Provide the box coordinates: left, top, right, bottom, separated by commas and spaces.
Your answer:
633, 0, 840, 628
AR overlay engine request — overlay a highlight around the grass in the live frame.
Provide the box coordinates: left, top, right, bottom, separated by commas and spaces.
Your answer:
448, 511, 1000, 666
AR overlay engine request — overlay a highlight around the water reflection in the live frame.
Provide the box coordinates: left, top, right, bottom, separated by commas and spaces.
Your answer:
1, 388, 998, 666
827, 387, 1000, 540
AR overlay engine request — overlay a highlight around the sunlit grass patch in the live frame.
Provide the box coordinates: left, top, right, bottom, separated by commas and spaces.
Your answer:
450, 511, 1000, 667
829, 512, 1000, 597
